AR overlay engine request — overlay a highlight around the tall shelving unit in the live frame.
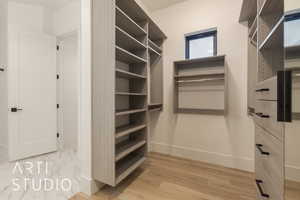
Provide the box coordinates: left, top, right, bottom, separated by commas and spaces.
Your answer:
92, 0, 166, 187
240, 0, 285, 199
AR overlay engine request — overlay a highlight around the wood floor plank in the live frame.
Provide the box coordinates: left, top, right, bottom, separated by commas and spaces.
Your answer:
71, 153, 257, 200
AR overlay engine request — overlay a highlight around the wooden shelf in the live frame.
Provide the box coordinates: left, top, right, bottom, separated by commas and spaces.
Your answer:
116, 154, 146, 184
148, 39, 162, 53
249, 16, 257, 38
148, 46, 161, 57
239, 0, 257, 22
175, 70, 225, 78
116, 124, 147, 139
116, 92, 147, 96
116, 69, 146, 79
174, 55, 225, 66
148, 103, 163, 112
259, 16, 284, 50
116, 140, 146, 162
148, 20, 167, 41
258, 0, 282, 16
116, 46, 147, 64
116, 108, 147, 116
116, 6, 146, 37
116, 26, 147, 51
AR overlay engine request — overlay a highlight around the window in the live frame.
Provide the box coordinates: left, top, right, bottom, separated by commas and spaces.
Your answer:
284, 12, 300, 47
185, 28, 217, 59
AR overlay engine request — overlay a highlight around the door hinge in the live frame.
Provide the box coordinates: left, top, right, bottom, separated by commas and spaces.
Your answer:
57, 133, 60, 138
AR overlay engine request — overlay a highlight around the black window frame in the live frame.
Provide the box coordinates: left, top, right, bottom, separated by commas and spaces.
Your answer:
185, 28, 217, 59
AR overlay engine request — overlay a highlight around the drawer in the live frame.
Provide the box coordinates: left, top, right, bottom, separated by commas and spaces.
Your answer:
256, 77, 277, 101
255, 126, 284, 200
254, 100, 284, 141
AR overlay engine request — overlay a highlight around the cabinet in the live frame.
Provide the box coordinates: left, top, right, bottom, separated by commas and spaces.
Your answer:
92, 0, 166, 186
240, 0, 286, 199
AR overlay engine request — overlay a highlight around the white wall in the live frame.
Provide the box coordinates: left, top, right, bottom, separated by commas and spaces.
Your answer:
52, 0, 80, 36
285, 0, 300, 12
149, 0, 255, 171
8, 1, 52, 34
0, 0, 8, 162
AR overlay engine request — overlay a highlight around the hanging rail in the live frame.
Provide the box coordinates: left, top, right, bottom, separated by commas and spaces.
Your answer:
177, 78, 225, 83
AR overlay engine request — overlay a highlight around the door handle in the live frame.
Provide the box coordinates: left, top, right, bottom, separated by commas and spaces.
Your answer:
255, 112, 270, 118
255, 180, 270, 198
256, 144, 270, 155
11, 107, 23, 112
255, 88, 270, 92
0, 68, 4, 72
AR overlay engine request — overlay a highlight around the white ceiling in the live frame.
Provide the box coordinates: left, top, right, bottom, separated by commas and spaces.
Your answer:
140, 0, 188, 12
9, 0, 77, 9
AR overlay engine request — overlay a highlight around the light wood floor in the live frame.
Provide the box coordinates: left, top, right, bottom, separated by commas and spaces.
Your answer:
71, 153, 257, 200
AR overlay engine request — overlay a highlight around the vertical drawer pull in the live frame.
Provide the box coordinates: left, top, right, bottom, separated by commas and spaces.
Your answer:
256, 180, 270, 198
256, 88, 270, 92
256, 144, 270, 155
255, 112, 270, 118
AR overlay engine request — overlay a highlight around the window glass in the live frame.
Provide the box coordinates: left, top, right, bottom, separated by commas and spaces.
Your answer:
186, 30, 217, 59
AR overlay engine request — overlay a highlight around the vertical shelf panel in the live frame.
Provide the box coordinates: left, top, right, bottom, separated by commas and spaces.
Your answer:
92, 0, 116, 186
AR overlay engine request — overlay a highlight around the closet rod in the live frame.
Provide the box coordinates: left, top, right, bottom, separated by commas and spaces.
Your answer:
177, 78, 224, 83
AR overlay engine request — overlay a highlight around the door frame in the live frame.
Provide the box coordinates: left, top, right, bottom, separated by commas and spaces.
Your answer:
56, 30, 80, 151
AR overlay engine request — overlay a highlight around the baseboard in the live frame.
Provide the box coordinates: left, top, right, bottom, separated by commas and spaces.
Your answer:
150, 142, 254, 172
286, 164, 300, 182
80, 176, 105, 196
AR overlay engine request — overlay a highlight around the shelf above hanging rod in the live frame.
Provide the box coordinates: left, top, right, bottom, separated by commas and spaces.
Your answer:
177, 78, 225, 83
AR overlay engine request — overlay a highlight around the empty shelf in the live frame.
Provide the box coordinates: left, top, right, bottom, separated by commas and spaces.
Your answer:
259, 16, 284, 50
116, 69, 147, 79
239, 0, 257, 22
116, 140, 146, 162
249, 16, 257, 38
175, 70, 225, 78
116, 108, 147, 116
148, 46, 161, 57
116, 92, 147, 96
116, 26, 147, 51
175, 55, 225, 66
116, 154, 146, 184
116, 6, 146, 37
177, 78, 225, 84
148, 39, 162, 53
258, 0, 282, 16
116, 46, 147, 64
116, 124, 147, 139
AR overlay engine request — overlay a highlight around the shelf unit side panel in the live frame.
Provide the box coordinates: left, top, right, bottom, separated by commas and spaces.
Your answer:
92, 0, 116, 186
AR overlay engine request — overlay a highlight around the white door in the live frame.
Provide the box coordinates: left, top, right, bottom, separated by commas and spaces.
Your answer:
57, 34, 79, 150
8, 32, 57, 161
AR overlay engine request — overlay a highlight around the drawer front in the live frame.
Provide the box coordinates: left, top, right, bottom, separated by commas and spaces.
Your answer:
256, 77, 277, 101
255, 126, 284, 200
254, 100, 284, 141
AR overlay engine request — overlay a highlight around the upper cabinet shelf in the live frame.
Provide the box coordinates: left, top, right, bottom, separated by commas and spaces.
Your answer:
239, 0, 257, 22
258, 0, 283, 16
116, 26, 147, 51
116, 46, 147, 64
259, 16, 284, 50
174, 55, 225, 66
117, 0, 167, 42
148, 39, 162, 54
116, 6, 147, 37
